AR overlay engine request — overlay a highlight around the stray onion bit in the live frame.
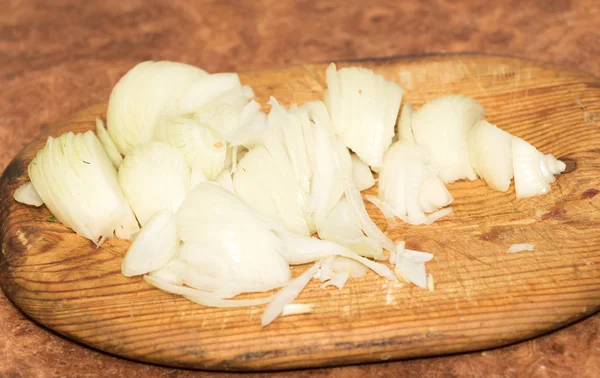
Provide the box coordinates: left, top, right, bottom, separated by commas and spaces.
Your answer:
281, 303, 315, 316
121, 210, 178, 277
378, 142, 453, 225
261, 262, 321, 326
118, 142, 190, 226
512, 137, 566, 198
13, 182, 43, 207
507, 243, 535, 253
468, 119, 514, 192
107, 61, 208, 155
364, 194, 397, 226
351, 154, 375, 191
28, 131, 139, 243
394, 248, 434, 289
95, 118, 122, 169
424, 207, 454, 225
148, 259, 187, 285
178, 73, 242, 114
427, 274, 435, 292
412, 95, 485, 183
325, 63, 404, 169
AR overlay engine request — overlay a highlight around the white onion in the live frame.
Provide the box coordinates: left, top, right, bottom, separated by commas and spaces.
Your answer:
148, 259, 187, 285
178, 73, 242, 114
107, 61, 208, 155
394, 248, 433, 289
468, 119, 514, 191
28, 131, 139, 243
512, 137, 566, 198
214, 168, 234, 193
351, 154, 375, 191
318, 198, 384, 259
331, 256, 369, 278
321, 271, 350, 290
427, 274, 435, 292
95, 118, 122, 168
155, 116, 227, 180
507, 243, 535, 253
325, 63, 403, 169
118, 142, 190, 226
175, 183, 291, 289
281, 303, 314, 316
411, 95, 484, 183
13, 182, 43, 207
121, 210, 178, 277
396, 101, 415, 144
261, 262, 320, 326
378, 142, 453, 225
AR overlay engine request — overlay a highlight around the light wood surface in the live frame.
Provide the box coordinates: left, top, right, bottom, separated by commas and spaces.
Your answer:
1, 54, 599, 371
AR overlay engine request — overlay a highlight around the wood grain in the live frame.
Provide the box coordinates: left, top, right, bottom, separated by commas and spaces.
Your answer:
1, 54, 599, 371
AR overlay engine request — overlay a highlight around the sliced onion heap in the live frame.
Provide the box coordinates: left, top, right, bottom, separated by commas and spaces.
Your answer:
14, 60, 570, 327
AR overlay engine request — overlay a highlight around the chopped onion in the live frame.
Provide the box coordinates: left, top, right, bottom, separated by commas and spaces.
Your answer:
148, 259, 187, 285
325, 63, 403, 169
214, 168, 234, 193
394, 248, 433, 288
281, 303, 314, 316
107, 61, 208, 155
424, 207, 454, 224
507, 243, 535, 253
28, 131, 139, 243
351, 154, 375, 191
512, 137, 566, 198
396, 101, 415, 144
411, 95, 484, 183
427, 274, 435, 292
364, 194, 397, 226
118, 142, 190, 226
175, 183, 291, 289
261, 262, 320, 326
155, 116, 227, 180
95, 118, 122, 168
121, 210, 178, 277
468, 119, 514, 191
178, 73, 242, 114
190, 166, 208, 190
13, 182, 43, 207
318, 198, 384, 259
321, 271, 350, 290
378, 142, 453, 225
332, 256, 369, 278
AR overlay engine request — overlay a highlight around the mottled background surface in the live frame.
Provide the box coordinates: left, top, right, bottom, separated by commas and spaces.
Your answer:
1, 0, 599, 376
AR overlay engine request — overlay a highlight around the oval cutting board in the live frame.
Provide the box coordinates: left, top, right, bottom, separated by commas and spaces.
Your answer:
1, 54, 600, 371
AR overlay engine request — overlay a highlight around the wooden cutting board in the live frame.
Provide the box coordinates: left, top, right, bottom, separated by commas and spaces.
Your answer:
1, 54, 599, 371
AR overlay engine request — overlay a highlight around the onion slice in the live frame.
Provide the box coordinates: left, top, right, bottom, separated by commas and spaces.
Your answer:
13, 182, 43, 207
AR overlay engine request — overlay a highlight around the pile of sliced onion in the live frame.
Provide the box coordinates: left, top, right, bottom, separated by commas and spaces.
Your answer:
14, 60, 569, 327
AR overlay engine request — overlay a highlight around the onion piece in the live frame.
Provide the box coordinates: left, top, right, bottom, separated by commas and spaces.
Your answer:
277, 232, 395, 280
507, 243, 535, 253
378, 142, 453, 225
468, 119, 514, 191
190, 166, 208, 190
281, 303, 314, 316
411, 95, 484, 183
121, 210, 178, 277
396, 101, 415, 144
424, 207, 454, 224
427, 274, 435, 292
118, 142, 190, 226
155, 116, 227, 181
352, 154, 375, 191
318, 198, 384, 259
325, 63, 403, 169
214, 168, 234, 193
95, 118, 122, 168
321, 271, 350, 290
332, 256, 369, 278
107, 61, 208, 155
176, 183, 291, 289
13, 182, 43, 207
148, 259, 187, 285
261, 262, 321, 326
28, 131, 139, 243
364, 194, 397, 226
178, 73, 242, 113
394, 248, 433, 288
512, 137, 566, 198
